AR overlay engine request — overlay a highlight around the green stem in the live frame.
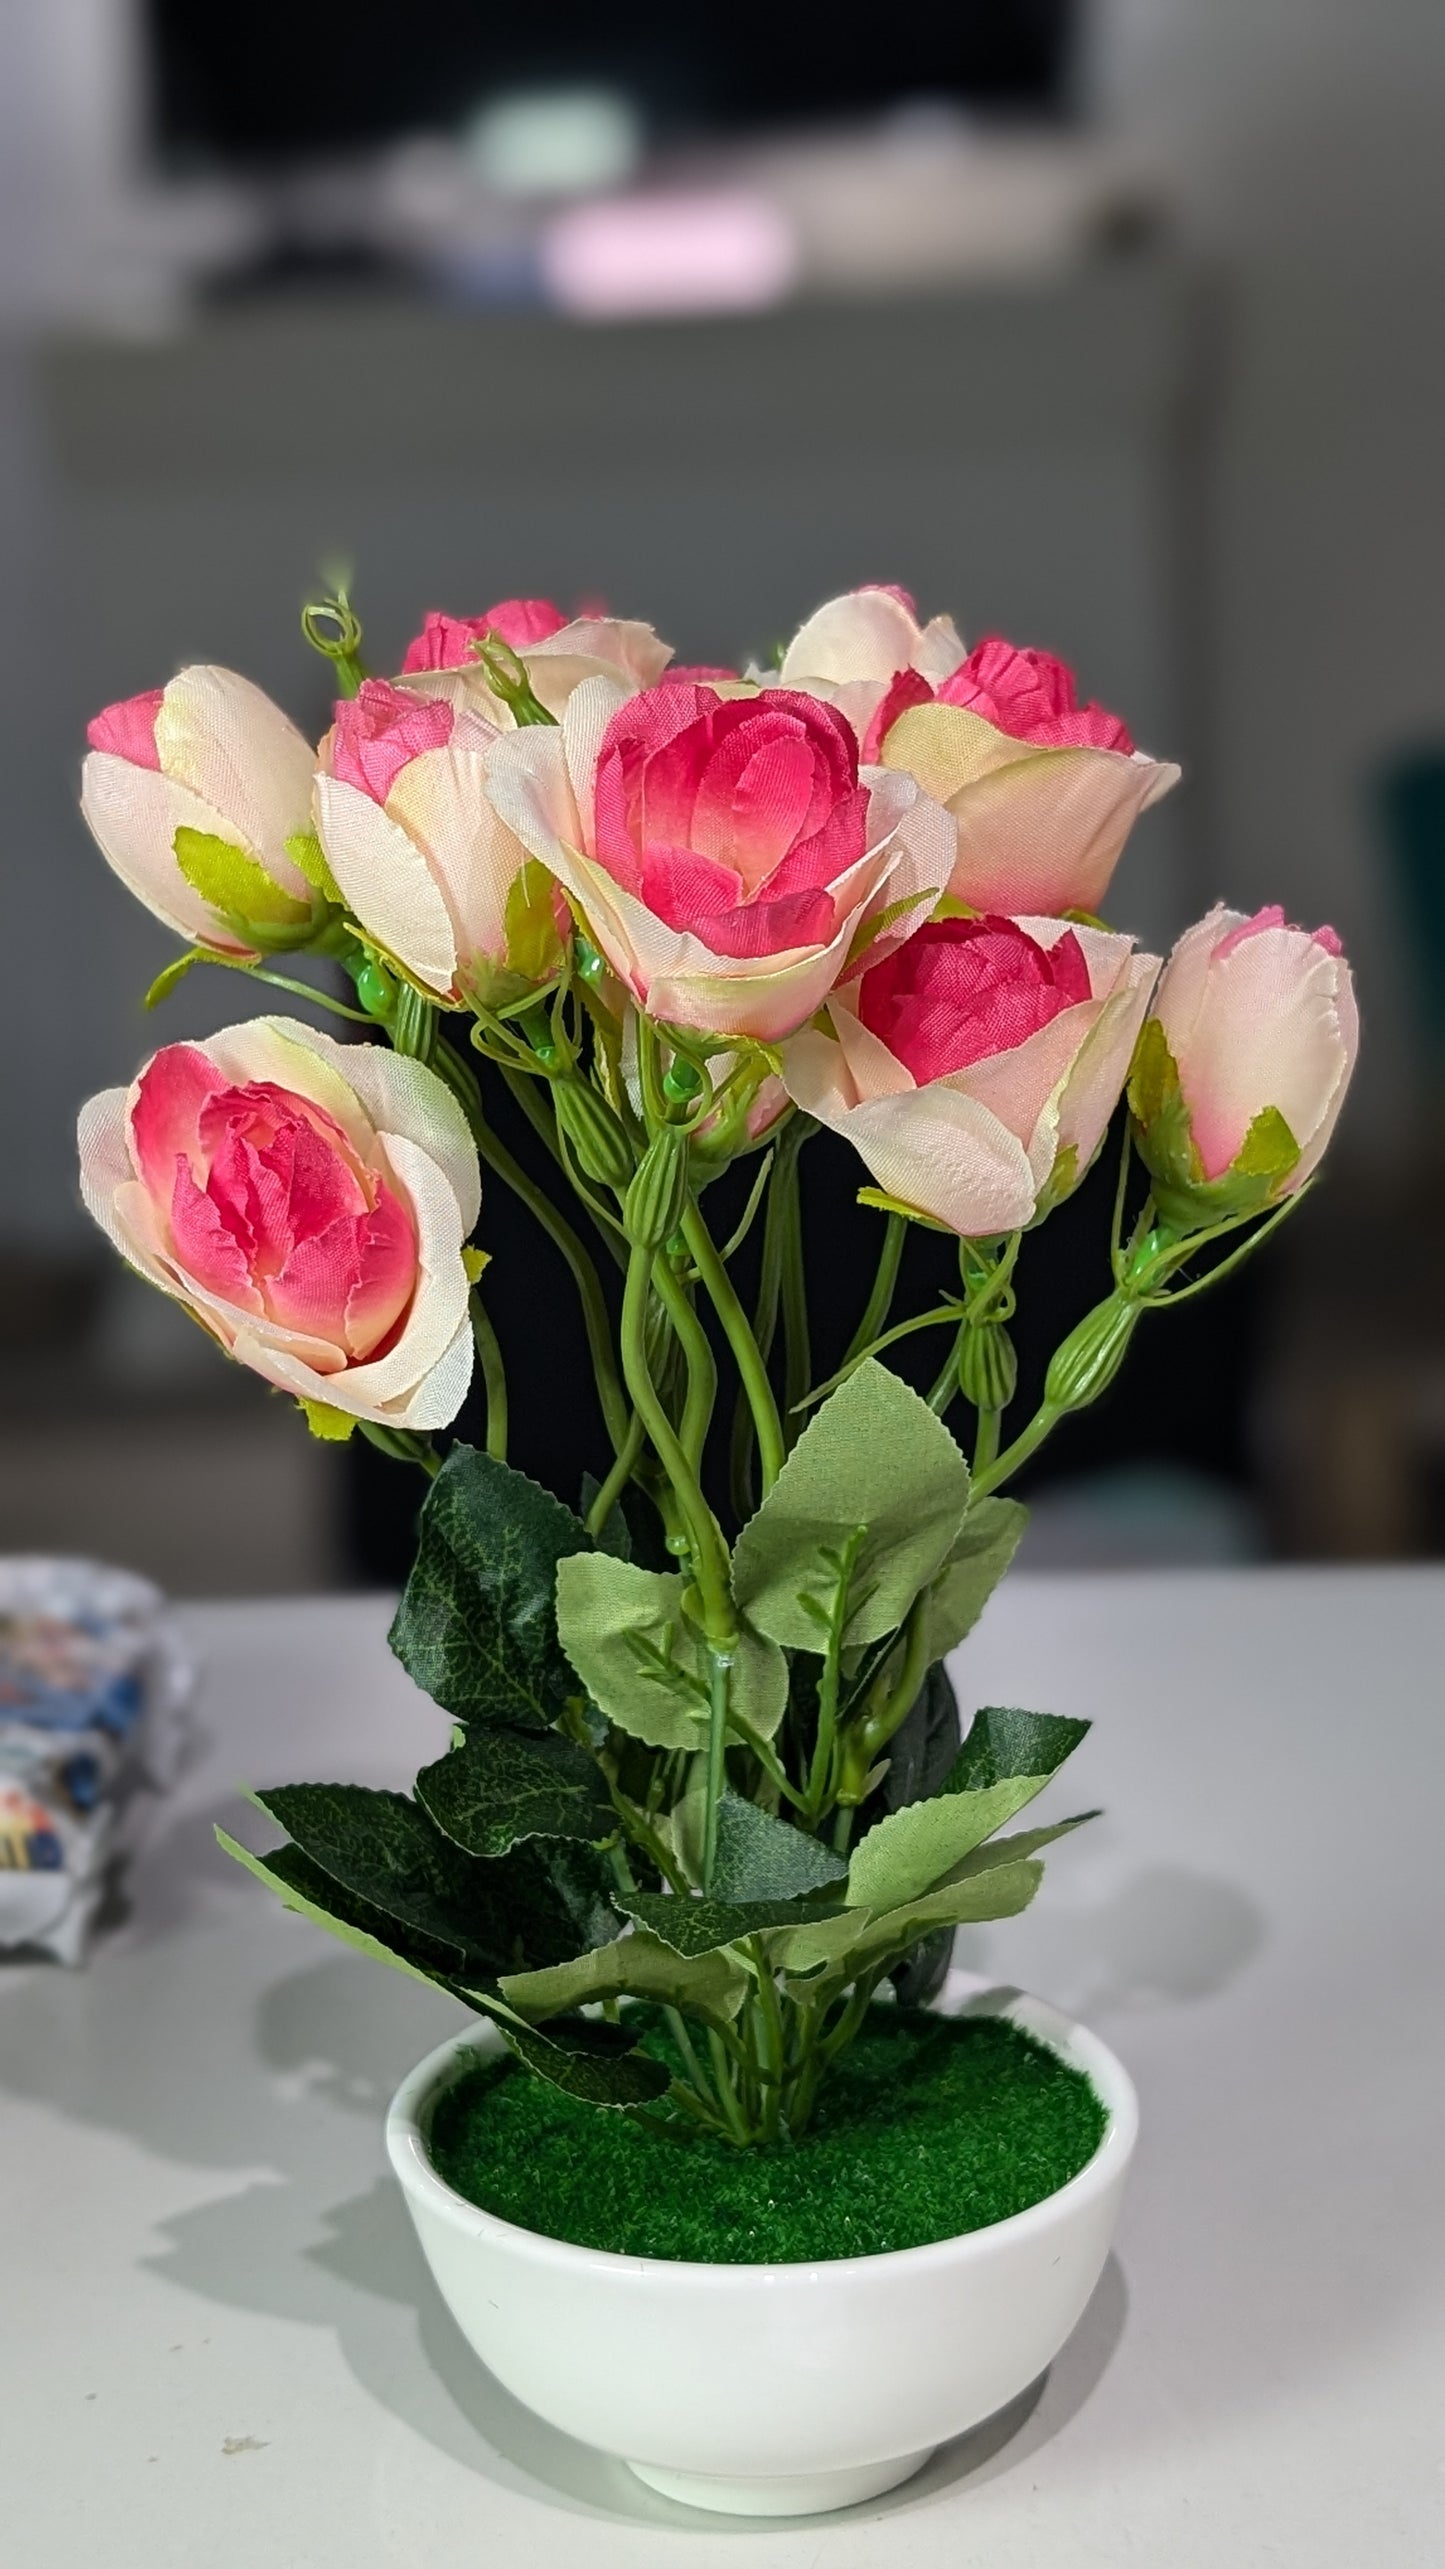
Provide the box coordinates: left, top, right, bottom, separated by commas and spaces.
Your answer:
926, 1326, 965, 1414
746, 1939, 786, 2141
682, 1204, 786, 1497
798, 1302, 964, 1411
651, 1258, 717, 1477
805, 1525, 865, 1822
972, 1402, 1001, 1478
778, 1136, 812, 1439
702, 1641, 732, 1893
707, 2028, 752, 2145
842, 1212, 905, 1368
619, 1245, 733, 1640
468, 1289, 508, 1463
358, 1422, 440, 1477
972, 1399, 1065, 1498
584, 1411, 645, 1540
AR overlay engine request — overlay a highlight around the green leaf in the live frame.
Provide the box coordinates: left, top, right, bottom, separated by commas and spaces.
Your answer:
621, 1887, 846, 1958
918, 1498, 1029, 1664
768, 1857, 1044, 1994
555, 1555, 787, 1751
501, 1925, 750, 2025
710, 1789, 849, 1901
172, 826, 311, 928
217, 1828, 454, 1988
498, 2012, 671, 2108
298, 1398, 357, 1443
414, 1726, 614, 1858
284, 828, 344, 907
389, 1445, 593, 1731
731, 1359, 972, 1651
845, 1707, 1090, 1911
945, 1705, 1090, 1794
251, 1781, 620, 1976
948, 1811, 1099, 1878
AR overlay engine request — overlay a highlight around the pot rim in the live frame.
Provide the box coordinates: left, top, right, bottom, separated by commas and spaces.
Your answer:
385, 1969, 1138, 2285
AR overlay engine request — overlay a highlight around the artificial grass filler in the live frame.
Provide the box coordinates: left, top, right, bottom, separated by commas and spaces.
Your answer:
429, 2008, 1107, 2264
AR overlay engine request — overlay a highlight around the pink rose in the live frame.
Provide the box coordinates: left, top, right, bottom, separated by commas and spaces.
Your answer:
874, 637, 1179, 918
485, 675, 953, 1041
783, 913, 1158, 1236
1130, 904, 1358, 1220
77, 1017, 479, 1429
397, 602, 673, 723
315, 678, 560, 1004
771, 584, 968, 747
81, 667, 320, 954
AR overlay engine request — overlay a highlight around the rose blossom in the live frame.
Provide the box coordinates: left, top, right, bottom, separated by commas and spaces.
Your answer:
397, 597, 673, 722
782, 914, 1158, 1236
484, 674, 954, 1041
314, 678, 560, 1004
770, 584, 968, 746
81, 667, 319, 954
1131, 904, 1358, 1216
77, 1017, 480, 1429
873, 636, 1180, 918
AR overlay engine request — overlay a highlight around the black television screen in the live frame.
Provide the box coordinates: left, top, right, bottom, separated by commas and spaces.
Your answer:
146, 2, 1075, 167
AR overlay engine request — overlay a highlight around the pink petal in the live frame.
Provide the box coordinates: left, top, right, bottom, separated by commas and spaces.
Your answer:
331, 680, 454, 802
858, 917, 1092, 1084
167, 1157, 259, 1306
694, 886, 837, 960
938, 638, 1134, 755
862, 666, 936, 764
87, 688, 165, 771
130, 1045, 231, 1199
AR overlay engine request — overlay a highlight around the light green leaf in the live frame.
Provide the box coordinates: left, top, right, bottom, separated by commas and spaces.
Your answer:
710, 1789, 848, 1901
731, 1359, 972, 1651
172, 826, 311, 928
414, 1727, 614, 1859
919, 1498, 1029, 1663
501, 1925, 750, 2024
948, 1811, 1098, 1878
498, 2014, 671, 2108
388, 1445, 593, 1732
298, 1398, 357, 1443
768, 1857, 1044, 1993
621, 1887, 845, 1959
283, 828, 344, 907
845, 1705, 1090, 1910
555, 1555, 787, 1751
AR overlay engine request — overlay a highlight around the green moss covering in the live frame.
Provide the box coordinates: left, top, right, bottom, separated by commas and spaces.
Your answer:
428, 2008, 1107, 2264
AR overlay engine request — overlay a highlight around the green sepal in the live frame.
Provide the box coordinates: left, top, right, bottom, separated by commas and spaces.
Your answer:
414, 1726, 615, 1859
172, 826, 311, 930
143, 949, 206, 1009
731, 1359, 972, 1653
1129, 1017, 1301, 1229
388, 1444, 593, 1731
621, 1885, 846, 1958
298, 1398, 356, 1443
284, 828, 345, 908
503, 858, 567, 985
856, 1186, 954, 1233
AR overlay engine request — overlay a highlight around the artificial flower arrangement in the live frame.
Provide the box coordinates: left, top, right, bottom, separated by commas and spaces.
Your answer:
73, 582, 1357, 2513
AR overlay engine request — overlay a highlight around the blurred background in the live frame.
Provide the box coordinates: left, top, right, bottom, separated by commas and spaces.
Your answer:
2, 0, 1443, 1595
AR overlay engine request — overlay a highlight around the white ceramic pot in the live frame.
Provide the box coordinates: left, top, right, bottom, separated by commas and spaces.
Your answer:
387, 1969, 1137, 2519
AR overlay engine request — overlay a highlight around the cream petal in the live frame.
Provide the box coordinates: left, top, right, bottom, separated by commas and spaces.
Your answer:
561, 674, 634, 844
942, 747, 1180, 917
156, 667, 315, 891
1179, 930, 1356, 1178
780, 591, 931, 689
829, 998, 916, 1101
388, 746, 526, 976
1153, 907, 1233, 1062
80, 754, 259, 952
1055, 960, 1159, 1176
956, 997, 1110, 1164
783, 1032, 1038, 1235
314, 772, 459, 996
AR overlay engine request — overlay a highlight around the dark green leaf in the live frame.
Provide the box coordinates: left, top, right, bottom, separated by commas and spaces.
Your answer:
498, 2013, 671, 2108
415, 1726, 614, 1858
880, 1659, 963, 1815
252, 1781, 620, 1977
621, 1887, 846, 1958
944, 1706, 1090, 1795
388, 1445, 592, 1730
217, 1828, 459, 1986
710, 1790, 849, 1901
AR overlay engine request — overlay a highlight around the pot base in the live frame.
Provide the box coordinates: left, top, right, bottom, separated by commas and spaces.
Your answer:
627, 2445, 935, 2517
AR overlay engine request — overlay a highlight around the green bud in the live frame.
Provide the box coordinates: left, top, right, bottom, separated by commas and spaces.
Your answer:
662, 1055, 704, 1107
958, 1319, 1018, 1414
356, 958, 396, 1020
624, 1127, 691, 1252
554, 1081, 634, 1190
1044, 1294, 1138, 1414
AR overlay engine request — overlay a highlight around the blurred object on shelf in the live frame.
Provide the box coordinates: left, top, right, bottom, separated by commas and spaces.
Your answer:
0, 1263, 344, 1597
466, 88, 643, 202
1379, 744, 1445, 1092
541, 190, 799, 321
1016, 1465, 1262, 1573
0, 1553, 193, 1962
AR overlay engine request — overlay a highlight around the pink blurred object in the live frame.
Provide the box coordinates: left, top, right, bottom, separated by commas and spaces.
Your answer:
541, 191, 798, 319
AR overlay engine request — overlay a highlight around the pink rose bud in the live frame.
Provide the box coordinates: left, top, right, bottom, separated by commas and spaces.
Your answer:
81, 667, 321, 954
875, 636, 1179, 919
782, 912, 1159, 1237
397, 604, 673, 723
484, 675, 954, 1042
1130, 904, 1358, 1225
314, 678, 563, 1005
77, 1018, 480, 1429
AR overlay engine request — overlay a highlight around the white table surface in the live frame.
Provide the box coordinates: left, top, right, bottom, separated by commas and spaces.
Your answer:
4, 1569, 1443, 2568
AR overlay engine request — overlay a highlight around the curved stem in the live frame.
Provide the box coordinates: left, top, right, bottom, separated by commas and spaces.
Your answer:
468, 1289, 508, 1463
797, 1302, 964, 1411
651, 1257, 717, 1477
926, 1327, 964, 1415
358, 1422, 440, 1477
842, 1212, 905, 1369
972, 1399, 1065, 1498
584, 1411, 645, 1540
619, 1246, 732, 1640
682, 1204, 786, 1498
778, 1136, 812, 1439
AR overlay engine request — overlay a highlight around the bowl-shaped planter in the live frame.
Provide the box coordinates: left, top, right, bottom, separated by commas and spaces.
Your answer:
387, 1971, 1138, 2518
